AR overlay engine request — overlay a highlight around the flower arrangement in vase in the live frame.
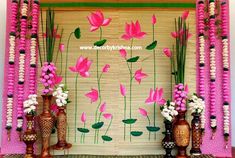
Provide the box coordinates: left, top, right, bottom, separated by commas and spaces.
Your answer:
160, 100, 178, 158
163, 11, 192, 158
188, 94, 205, 155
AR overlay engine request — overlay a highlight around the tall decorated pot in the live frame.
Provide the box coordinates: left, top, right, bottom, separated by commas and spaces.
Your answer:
23, 114, 37, 158
162, 120, 175, 158
38, 95, 54, 158
190, 113, 202, 155
52, 106, 72, 150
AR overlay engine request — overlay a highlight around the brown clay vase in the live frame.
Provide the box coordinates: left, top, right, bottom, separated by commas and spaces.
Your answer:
190, 113, 202, 155
162, 120, 175, 158
52, 106, 72, 150
173, 111, 190, 158
38, 95, 54, 158
23, 114, 37, 158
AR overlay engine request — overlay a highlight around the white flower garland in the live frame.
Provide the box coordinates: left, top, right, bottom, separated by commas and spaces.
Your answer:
53, 84, 69, 107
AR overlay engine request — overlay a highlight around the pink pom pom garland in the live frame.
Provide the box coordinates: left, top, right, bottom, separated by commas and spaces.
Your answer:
5, 0, 19, 139
221, 1, 230, 148
174, 83, 188, 112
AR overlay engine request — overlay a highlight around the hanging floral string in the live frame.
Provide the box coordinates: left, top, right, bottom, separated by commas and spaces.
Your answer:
197, 0, 206, 135
17, 0, 29, 138
5, 0, 19, 141
208, 0, 217, 139
221, 1, 230, 148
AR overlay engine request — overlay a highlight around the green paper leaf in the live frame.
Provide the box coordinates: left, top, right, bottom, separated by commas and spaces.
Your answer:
94, 39, 107, 47
102, 135, 113, 141
146, 40, 157, 50
126, 56, 139, 63
130, 131, 143, 136
92, 122, 104, 129
74, 27, 81, 39
146, 126, 160, 132
77, 128, 89, 133
122, 118, 137, 124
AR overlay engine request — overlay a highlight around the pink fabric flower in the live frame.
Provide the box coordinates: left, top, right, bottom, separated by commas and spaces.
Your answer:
163, 48, 172, 58
145, 88, 155, 105
120, 84, 126, 97
119, 49, 127, 58
102, 64, 110, 73
152, 14, 157, 25
103, 113, 113, 119
69, 56, 92, 78
52, 74, 63, 86
171, 32, 178, 38
182, 11, 189, 20
50, 104, 58, 113
139, 108, 148, 117
185, 84, 189, 93
59, 43, 65, 52
87, 10, 112, 32
121, 20, 146, 40
134, 68, 147, 84
99, 102, 106, 113
43, 28, 61, 38
81, 112, 86, 123
85, 88, 98, 103
145, 88, 166, 105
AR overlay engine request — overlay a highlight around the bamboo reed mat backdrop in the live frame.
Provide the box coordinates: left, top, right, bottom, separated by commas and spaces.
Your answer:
37, 9, 196, 155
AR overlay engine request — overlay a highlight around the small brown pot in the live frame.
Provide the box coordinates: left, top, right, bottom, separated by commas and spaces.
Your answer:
52, 106, 72, 150
190, 113, 202, 155
23, 114, 37, 158
38, 95, 54, 158
173, 111, 190, 158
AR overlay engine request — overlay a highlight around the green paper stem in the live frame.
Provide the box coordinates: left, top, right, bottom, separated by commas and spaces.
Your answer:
65, 31, 74, 85
74, 74, 79, 142
124, 96, 127, 140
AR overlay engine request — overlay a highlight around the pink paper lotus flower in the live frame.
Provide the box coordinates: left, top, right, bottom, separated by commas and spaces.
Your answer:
103, 113, 113, 119
87, 10, 112, 32
163, 48, 172, 58
69, 56, 92, 78
50, 104, 58, 113
134, 68, 147, 84
139, 108, 148, 117
119, 49, 127, 58
145, 88, 166, 105
152, 14, 157, 25
85, 88, 98, 103
121, 20, 146, 40
102, 64, 110, 73
120, 84, 126, 97
81, 112, 86, 123
182, 11, 189, 20
59, 43, 65, 52
99, 102, 106, 113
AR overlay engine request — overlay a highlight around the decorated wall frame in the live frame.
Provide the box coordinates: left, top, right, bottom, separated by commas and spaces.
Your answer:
0, 0, 232, 157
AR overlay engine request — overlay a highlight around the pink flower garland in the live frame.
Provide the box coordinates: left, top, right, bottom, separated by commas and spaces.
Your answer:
221, 2, 230, 147
208, 0, 217, 137
197, 0, 206, 134
17, 0, 29, 133
5, 0, 19, 139
174, 84, 188, 112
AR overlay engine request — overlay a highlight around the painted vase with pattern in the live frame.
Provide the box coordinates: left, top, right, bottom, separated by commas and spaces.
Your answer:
162, 120, 175, 158
173, 111, 190, 158
23, 114, 37, 158
38, 95, 54, 158
52, 106, 72, 150
190, 113, 202, 155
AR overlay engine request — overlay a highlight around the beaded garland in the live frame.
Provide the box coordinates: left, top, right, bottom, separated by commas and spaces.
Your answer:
208, 0, 217, 137
17, 0, 29, 133
5, 0, 19, 139
197, 0, 206, 134
221, 1, 230, 147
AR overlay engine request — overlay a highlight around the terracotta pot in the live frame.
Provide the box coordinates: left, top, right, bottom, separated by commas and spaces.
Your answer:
52, 106, 72, 150
38, 95, 54, 158
23, 114, 37, 158
162, 120, 175, 158
173, 111, 190, 158
190, 113, 202, 155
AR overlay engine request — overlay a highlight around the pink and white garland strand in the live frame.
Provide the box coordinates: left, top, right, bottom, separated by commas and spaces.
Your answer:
17, 0, 29, 133
28, 0, 39, 95
198, 0, 206, 134
5, 0, 19, 139
221, 1, 230, 148
208, 0, 217, 137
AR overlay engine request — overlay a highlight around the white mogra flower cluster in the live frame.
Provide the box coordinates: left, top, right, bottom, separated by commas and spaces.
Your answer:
30, 37, 37, 65
23, 94, 38, 115
223, 105, 229, 134
53, 84, 69, 107
188, 94, 205, 114
160, 101, 178, 122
